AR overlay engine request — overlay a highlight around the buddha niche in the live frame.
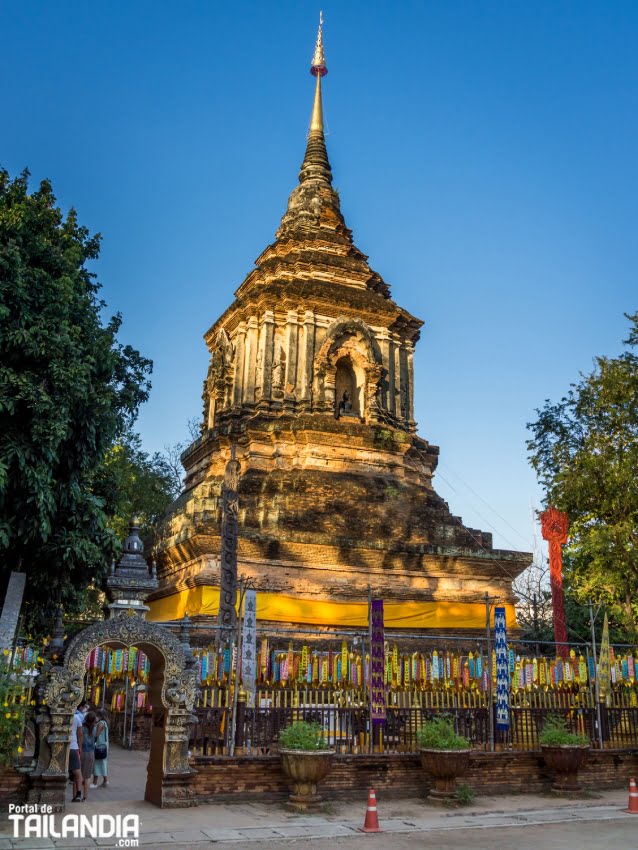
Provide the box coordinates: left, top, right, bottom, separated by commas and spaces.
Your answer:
337, 390, 357, 419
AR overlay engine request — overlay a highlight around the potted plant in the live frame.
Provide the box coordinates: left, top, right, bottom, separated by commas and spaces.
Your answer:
539, 715, 590, 793
417, 716, 471, 800
278, 721, 334, 811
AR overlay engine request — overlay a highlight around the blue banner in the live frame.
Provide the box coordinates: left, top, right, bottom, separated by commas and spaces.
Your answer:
494, 606, 510, 731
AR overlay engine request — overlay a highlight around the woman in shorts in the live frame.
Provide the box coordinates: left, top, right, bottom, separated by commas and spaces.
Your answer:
80, 711, 97, 801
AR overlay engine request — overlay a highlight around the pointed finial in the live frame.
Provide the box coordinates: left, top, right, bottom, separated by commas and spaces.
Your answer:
310, 11, 327, 77
309, 13, 327, 137
49, 606, 65, 654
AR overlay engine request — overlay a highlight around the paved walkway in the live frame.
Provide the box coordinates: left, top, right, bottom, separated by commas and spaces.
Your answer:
1, 746, 635, 849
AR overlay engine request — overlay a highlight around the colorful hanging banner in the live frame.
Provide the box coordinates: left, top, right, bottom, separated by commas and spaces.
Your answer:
241, 589, 257, 707
370, 599, 386, 722
494, 606, 510, 731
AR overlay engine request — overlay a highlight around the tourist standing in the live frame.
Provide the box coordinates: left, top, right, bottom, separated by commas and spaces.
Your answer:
91, 709, 109, 788
69, 703, 84, 802
80, 711, 97, 801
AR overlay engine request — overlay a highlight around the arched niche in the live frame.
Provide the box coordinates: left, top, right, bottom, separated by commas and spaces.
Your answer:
28, 615, 197, 811
314, 317, 383, 422
334, 356, 364, 417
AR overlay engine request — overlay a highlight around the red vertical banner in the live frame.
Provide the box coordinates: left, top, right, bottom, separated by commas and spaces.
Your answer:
541, 507, 569, 659
370, 600, 386, 722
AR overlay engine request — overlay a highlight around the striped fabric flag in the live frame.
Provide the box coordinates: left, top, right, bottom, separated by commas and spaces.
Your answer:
241, 590, 257, 707
494, 606, 510, 731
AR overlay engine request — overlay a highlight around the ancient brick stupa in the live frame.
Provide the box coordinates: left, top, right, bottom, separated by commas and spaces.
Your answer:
149, 18, 531, 632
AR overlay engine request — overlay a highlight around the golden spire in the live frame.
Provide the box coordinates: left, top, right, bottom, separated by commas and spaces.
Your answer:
287, 14, 333, 191
310, 74, 324, 133
309, 11, 328, 135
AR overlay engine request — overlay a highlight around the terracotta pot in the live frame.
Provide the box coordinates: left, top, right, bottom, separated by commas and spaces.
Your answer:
420, 748, 471, 799
279, 749, 334, 811
541, 744, 589, 793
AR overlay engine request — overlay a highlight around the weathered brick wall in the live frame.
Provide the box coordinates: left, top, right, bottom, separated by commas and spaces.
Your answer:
0, 765, 29, 805
191, 749, 638, 803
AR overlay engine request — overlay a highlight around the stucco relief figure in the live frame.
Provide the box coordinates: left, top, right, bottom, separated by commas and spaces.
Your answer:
272, 346, 286, 397
203, 331, 235, 425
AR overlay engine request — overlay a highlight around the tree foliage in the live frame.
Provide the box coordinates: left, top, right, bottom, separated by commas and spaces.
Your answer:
0, 168, 152, 634
514, 555, 627, 649
527, 313, 638, 637
98, 430, 180, 549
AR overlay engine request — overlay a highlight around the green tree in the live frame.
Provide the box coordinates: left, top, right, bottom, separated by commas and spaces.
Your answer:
98, 430, 180, 548
0, 168, 152, 635
527, 313, 638, 637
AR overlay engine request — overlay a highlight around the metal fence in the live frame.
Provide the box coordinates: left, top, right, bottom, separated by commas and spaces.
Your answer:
189, 687, 638, 756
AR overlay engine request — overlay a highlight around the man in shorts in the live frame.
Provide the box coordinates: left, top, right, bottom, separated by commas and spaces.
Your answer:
69, 701, 88, 801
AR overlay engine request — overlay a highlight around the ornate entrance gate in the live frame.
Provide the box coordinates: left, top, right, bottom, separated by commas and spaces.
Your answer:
28, 521, 198, 809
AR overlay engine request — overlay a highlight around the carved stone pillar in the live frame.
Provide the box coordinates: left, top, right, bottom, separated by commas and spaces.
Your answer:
232, 322, 247, 407
207, 395, 216, 429
388, 334, 400, 416
284, 310, 299, 390
364, 364, 384, 424
407, 346, 416, 431
256, 310, 275, 407
243, 315, 259, 407
324, 368, 336, 414
271, 323, 286, 405
399, 342, 409, 422
299, 309, 316, 412
378, 329, 391, 413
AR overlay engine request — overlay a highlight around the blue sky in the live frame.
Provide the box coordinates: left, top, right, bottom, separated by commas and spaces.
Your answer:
3, 2, 636, 555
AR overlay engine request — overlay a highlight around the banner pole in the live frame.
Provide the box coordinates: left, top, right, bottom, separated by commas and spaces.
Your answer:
367, 584, 372, 753
588, 601, 600, 748
485, 593, 494, 752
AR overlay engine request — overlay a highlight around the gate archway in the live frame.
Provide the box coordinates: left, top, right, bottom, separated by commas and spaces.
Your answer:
29, 615, 197, 810
28, 520, 198, 811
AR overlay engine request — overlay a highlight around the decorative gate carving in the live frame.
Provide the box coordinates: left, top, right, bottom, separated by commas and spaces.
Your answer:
29, 615, 197, 810
29, 521, 198, 810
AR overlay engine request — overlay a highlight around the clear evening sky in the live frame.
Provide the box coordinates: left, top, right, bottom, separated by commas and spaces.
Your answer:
2, 2, 636, 557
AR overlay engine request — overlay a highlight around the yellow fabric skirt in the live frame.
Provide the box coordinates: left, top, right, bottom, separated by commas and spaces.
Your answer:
147, 586, 516, 629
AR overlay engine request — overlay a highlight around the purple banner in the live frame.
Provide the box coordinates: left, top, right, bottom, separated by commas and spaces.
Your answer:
370, 600, 386, 722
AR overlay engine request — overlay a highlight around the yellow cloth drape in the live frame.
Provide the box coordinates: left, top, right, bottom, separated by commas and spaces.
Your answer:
147, 586, 517, 629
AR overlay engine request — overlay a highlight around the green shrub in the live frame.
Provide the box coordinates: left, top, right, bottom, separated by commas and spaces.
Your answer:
538, 715, 589, 747
455, 783, 476, 805
278, 721, 326, 751
0, 653, 34, 766
416, 716, 469, 750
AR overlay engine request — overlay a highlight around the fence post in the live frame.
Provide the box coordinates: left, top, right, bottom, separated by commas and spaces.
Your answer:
588, 601, 604, 750
234, 687, 247, 755
373, 720, 382, 753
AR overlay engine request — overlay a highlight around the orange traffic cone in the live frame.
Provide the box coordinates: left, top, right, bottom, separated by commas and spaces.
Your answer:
359, 787, 383, 833
625, 777, 638, 814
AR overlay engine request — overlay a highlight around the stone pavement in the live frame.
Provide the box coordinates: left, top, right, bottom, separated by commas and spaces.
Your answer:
0, 746, 635, 849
